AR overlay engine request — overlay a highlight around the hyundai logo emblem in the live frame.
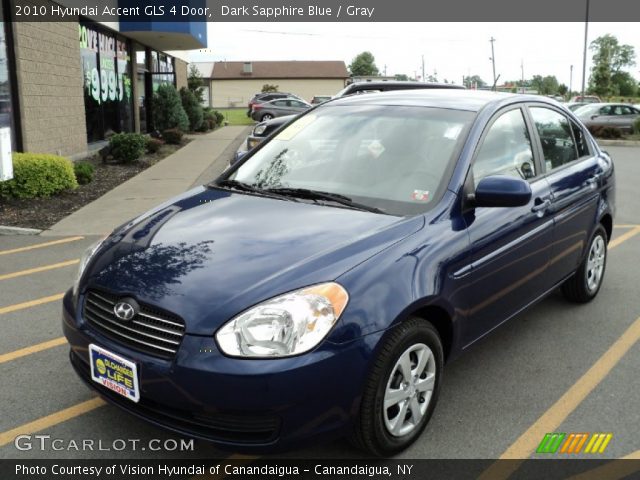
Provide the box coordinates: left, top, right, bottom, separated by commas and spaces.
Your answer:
113, 298, 139, 321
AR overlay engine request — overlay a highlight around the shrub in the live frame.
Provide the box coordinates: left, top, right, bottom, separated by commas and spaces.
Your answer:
152, 84, 189, 132
0, 153, 78, 199
202, 109, 218, 131
179, 87, 204, 131
74, 161, 95, 185
634, 117, 640, 134
587, 125, 623, 139
214, 110, 225, 126
146, 137, 163, 153
162, 128, 183, 145
109, 133, 147, 163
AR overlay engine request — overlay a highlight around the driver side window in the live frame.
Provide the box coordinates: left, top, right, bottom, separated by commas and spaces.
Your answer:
473, 108, 535, 184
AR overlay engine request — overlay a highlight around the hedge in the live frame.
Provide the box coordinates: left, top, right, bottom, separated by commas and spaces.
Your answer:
0, 153, 78, 199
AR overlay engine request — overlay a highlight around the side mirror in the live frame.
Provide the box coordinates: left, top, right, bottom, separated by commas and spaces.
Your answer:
473, 175, 532, 208
230, 150, 246, 166
590, 114, 599, 120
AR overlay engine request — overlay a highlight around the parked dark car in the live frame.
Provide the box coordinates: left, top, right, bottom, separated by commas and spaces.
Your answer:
234, 81, 466, 162
574, 103, 640, 133
246, 92, 302, 117
250, 98, 311, 122
64, 90, 614, 456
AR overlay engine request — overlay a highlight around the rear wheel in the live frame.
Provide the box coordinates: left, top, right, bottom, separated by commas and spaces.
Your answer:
350, 318, 443, 456
561, 225, 607, 303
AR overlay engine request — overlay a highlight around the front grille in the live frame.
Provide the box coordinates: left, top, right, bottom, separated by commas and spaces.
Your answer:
83, 290, 185, 359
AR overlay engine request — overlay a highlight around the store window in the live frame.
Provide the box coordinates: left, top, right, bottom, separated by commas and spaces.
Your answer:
0, 5, 16, 148
79, 23, 133, 142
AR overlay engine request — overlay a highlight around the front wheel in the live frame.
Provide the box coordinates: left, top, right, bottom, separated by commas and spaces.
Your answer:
562, 225, 608, 303
261, 113, 274, 122
350, 318, 443, 456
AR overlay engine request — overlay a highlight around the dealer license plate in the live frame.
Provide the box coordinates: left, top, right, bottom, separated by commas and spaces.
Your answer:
89, 344, 140, 403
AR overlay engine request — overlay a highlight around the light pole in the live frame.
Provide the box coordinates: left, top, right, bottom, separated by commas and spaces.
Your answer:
580, 0, 590, 98
489, 37, 497, 90
569, 65, 573, 97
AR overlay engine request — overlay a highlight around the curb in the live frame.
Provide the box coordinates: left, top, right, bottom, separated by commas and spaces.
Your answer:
597, 139, 640, 147
0, 225, 43, 236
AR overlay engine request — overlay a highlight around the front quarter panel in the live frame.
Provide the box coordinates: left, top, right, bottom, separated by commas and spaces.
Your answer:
329, 191, 471, 357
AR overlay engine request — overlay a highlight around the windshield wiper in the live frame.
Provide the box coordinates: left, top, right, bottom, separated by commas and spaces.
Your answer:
263, 187, 385, 214
210, 179, 299, 202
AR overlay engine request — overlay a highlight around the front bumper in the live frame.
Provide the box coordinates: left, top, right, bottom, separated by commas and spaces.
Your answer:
62, 290, 380, 452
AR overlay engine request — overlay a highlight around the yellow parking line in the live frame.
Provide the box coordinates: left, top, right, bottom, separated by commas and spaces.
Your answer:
0, 397, 105, 448
0, 236, 84, 256
0, 260, 79, 281
613, 224, 640, 229
0, 293, 64, 315
566, 449, 640, 480
609, 226, 640, 250
478, 315, 640, 480
0, 337, 67, 365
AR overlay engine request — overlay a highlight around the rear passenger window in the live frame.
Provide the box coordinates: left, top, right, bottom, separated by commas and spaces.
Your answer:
530, 107, 578, 171
473, 108, 535, 184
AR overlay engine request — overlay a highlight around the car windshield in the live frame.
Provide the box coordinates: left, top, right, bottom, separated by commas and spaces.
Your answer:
573, 105, 599, 117
229, 105, 475, 216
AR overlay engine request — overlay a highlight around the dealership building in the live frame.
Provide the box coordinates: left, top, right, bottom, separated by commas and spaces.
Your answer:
0, 1, 207, 159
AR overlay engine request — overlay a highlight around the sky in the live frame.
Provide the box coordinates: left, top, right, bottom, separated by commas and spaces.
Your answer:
183, 22, 640, 90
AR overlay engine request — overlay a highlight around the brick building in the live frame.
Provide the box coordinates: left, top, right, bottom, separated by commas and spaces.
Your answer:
0, 1, 206, 159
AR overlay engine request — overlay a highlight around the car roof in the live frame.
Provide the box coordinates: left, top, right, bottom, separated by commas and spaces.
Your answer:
327, 89, 540, 112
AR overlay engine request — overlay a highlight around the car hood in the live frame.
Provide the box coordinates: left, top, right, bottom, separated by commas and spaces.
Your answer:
85, 187, 423, 335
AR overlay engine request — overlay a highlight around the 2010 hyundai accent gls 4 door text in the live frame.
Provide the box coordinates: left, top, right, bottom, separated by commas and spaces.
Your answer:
63, 90, 615, 456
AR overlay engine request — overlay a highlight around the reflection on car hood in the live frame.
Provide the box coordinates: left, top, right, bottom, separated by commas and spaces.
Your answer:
85, 188, 423, 335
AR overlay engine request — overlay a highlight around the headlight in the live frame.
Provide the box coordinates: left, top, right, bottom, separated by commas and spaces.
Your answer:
253, 123, 268, 136
72, 237, 106, 297
216, 282, 348, 358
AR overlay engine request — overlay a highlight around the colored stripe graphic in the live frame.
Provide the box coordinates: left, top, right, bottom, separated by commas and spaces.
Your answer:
539, 433, 613, 454
536, 433, 566, 453
560, 433, 589, 454
584, 433, 613, 454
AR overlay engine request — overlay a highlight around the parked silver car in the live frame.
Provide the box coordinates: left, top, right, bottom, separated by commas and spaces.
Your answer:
251, 98, 311, 122
574, 103, 640, 133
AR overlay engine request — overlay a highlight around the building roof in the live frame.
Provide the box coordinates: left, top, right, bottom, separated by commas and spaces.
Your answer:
207, 61, 349, 80
191, 62, 214, 79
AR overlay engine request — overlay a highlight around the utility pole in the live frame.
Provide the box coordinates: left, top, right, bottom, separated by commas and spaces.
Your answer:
383, 64, 387, 76
489, 37, 497, 90
421, 55, 425, 83
581, 0, 590, 98
521, 59, 524, 93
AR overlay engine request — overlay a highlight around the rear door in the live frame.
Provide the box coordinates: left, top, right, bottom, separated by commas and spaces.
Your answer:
527, 105, 602, 285
462, 106, 554, 346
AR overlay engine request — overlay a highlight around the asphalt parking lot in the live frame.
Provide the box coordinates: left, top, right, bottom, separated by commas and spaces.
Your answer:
0, 147, 638, 470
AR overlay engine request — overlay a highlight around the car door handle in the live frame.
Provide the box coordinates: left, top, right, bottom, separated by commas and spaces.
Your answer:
531, 198, 551, 213
585, 174, 602, 186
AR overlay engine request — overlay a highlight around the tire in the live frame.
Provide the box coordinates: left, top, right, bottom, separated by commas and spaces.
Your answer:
561, 225, 608, 303
261, 113, 274, 122
350, 317, 443, 456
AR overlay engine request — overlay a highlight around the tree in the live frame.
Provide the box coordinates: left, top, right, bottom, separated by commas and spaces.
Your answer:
261, 84, 279, 93
464, 75, 486, 89
588, 34, 636, 97
530, 75, 559, 95
349, 51, 379, 76
394, 73, 409, 81
557, 84, 568, 96
152, 84, 189, 132
187, 65, 205, 103
611, 71, 638, 97
179, 87, 204, 131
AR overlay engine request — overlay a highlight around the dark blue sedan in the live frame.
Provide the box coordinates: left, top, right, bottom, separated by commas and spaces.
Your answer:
63, 90, 615, 456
